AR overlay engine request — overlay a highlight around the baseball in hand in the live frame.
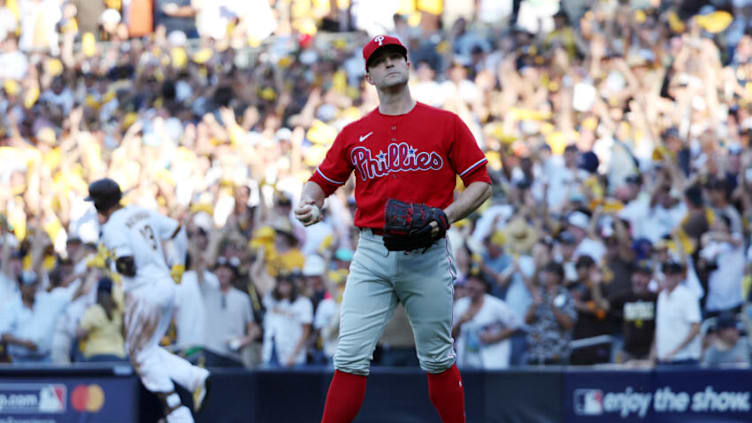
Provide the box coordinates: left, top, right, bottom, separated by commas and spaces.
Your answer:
295, 203, 322, 226
308, 205, 321, 224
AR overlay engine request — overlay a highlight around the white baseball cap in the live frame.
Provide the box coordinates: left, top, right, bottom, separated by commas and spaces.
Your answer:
167, 30, 187, 47
568, 212, 590, 230
100, 9, 121, 25
192, 212, 213, 233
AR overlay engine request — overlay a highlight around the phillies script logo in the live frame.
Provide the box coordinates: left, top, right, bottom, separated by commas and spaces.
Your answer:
351, 142, 444, 180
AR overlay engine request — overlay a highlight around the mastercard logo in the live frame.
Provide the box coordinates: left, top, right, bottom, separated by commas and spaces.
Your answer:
71, 384, 105, 412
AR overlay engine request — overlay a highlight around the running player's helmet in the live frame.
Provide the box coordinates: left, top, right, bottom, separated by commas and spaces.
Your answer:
85, 178, 122, 212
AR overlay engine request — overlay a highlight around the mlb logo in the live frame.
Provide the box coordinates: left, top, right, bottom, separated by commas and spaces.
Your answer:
574, 389, 603, 415
39, 385, 66, 413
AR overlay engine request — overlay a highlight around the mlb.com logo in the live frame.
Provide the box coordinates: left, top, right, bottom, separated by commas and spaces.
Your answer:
38, 385, 66, 412
575, 389, 604, 415
0, 384, 66, 413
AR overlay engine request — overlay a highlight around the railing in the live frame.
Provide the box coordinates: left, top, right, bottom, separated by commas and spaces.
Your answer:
1, 364, 750, 422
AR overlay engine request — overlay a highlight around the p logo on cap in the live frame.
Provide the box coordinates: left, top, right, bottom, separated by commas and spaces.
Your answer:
362, 35, 407, 70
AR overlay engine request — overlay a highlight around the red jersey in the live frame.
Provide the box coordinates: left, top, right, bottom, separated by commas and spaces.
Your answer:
309, 102, 491, 229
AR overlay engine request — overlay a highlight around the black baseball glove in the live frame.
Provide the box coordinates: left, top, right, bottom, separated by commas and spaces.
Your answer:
383, 199, 450, 251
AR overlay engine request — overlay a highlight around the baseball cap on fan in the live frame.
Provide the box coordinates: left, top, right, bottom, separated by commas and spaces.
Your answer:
362, 35, 407, 70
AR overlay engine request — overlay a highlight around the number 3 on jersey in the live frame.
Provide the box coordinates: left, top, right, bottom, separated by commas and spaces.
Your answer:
139, 225, 158, 250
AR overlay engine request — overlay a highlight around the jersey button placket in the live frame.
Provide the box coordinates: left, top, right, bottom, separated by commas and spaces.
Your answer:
390, 125, 397, 179
391, 124, 398, 177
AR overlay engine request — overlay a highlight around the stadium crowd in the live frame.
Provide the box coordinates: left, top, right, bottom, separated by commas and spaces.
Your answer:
1, 0, 752, 371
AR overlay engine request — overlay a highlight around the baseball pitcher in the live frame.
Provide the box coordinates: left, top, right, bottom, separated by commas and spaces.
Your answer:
295, 35, 492, 423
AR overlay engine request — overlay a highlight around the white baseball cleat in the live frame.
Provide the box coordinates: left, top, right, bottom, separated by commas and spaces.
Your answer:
165, 406, 193, 423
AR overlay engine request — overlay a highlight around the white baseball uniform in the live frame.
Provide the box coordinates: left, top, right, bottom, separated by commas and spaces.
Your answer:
101, 206, 207, 422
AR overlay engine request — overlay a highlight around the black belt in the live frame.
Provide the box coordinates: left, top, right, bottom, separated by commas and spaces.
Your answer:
360, 227, 385, 235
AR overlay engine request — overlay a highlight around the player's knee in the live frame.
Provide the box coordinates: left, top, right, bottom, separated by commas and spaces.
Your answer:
333, 352, 371, 376
333, 336, 376, 374
130, 345, 162, 377
413, 331, 454, 373
418, 350, 456, 374
420, 358, 455, 374
129, 343, 154, 362
333, 356, 371, 376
